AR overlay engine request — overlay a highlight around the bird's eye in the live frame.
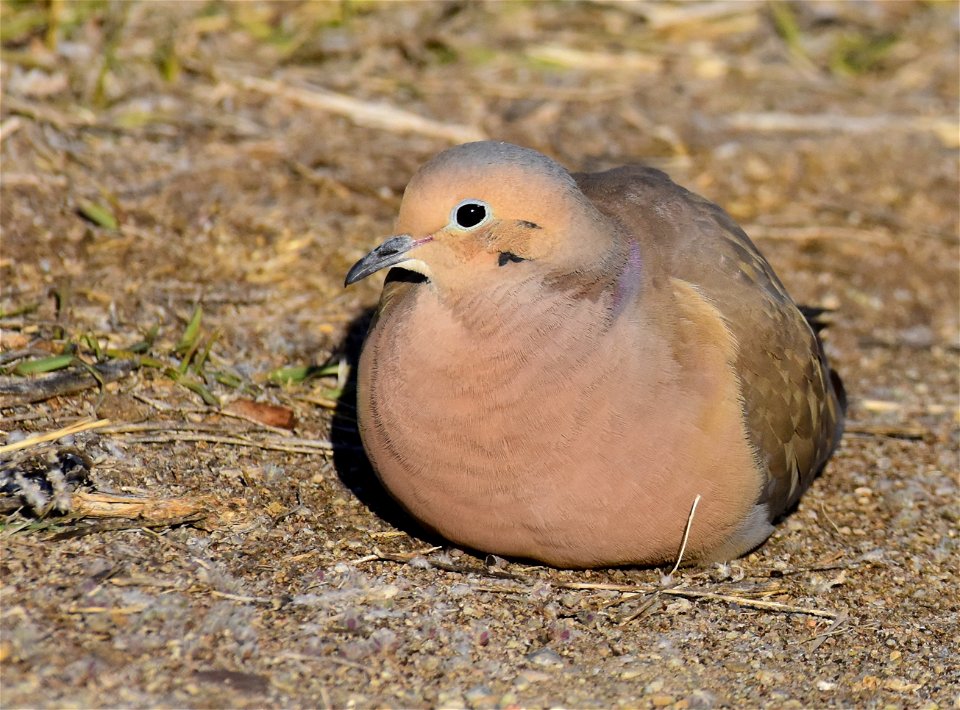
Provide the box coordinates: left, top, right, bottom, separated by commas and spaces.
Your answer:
452, 200, 490, 229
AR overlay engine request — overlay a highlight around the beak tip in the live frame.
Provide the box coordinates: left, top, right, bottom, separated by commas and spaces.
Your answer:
343, 234, 418, 288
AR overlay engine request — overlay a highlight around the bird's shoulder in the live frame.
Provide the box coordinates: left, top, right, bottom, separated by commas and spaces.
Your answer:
574, 165, 788, 300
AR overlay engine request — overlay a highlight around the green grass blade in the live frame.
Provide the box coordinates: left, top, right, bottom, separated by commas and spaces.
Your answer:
174, 305, 203, 355
268, 364, 316, 384
76, 198, 119, 230
212, 369, 245, 388
12, 353, 75, 375
194, 328, 221, 372
179, 377, 220, 406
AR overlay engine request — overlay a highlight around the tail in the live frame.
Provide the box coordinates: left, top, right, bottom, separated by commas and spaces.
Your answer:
829, 367, 847, 415
799, 304, 847, 470
799, 303, 847, 415
798, 304, 833, 335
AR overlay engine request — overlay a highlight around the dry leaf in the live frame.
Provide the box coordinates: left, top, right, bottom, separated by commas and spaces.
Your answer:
224, 398, 296, 429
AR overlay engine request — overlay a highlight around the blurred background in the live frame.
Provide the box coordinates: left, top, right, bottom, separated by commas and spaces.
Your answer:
1, 2, 958, 708
3, 1, 957, 357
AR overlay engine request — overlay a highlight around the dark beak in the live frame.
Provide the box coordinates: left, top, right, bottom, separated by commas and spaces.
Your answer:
344, 235, 418, 286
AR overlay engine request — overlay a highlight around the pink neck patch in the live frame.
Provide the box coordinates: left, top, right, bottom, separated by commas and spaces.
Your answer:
612, 240, 643, 318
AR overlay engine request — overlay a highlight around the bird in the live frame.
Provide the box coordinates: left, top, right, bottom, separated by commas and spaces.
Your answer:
344, 141, 845, 568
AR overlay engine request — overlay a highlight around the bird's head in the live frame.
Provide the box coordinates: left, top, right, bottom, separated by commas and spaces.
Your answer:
345, 142, 619, 297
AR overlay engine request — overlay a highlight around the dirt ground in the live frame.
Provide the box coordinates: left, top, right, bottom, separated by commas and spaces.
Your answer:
1, 1, 958, 708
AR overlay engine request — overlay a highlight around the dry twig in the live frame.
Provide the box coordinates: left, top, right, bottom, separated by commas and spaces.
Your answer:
526, 45, 660, 73
209, 590, 285, 607
101, 421, 334, 453
66, 604, 148, 615
0, 418, 112, 455
844, 423, 928, 441
362, 550, 840, 620
0, 360, 137, 406
801, 612, 851, 652
657, 588, 837, 619
0, 117, 24, 144
46, 512, 207, 541
721, 112, 957, 147
667, 493, 702, 578
237, 75, 485, 144
278, 652, 373, 676
116, 431, 333, 454
71, 491, 208, 520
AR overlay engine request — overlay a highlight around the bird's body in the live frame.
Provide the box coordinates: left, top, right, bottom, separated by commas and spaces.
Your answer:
346, 142, 844, 568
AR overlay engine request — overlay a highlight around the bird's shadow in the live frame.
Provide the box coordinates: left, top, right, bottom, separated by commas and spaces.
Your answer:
330, 308, 438, 542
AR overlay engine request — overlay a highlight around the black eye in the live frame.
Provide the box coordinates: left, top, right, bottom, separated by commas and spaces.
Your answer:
454, 201, 488, 229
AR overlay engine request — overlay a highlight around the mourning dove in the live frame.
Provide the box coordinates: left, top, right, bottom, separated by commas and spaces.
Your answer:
345, 141, 845, 568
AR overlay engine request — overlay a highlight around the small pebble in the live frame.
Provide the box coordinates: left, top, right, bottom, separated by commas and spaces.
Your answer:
435, 690, 466, 708
463, 684, 496, 709
526, 647, 564, 668
513, 669, 550, 690
498, 691, 519, 707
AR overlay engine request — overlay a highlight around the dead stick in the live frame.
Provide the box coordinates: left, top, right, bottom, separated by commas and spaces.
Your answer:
844, 423, 927, 440
658, 588, 837, 619
66, 604, 147, 614
0, 116, 23, 144
45, 512, 206, 541
0, 419, 112, 454
0, 360, 137, 406
71, 491, 208, 520
366, 551, 839, 619
117, 432, 333, 454
238, 75, 485, 144
722, 112, 956, 146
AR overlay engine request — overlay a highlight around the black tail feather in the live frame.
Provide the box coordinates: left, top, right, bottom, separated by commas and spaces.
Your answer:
799, 304, 833, 334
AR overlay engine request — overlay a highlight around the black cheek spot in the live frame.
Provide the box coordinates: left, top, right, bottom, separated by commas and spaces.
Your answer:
498, 251, 526, 267
385, 268, 428, 285
517, 220, 541, 229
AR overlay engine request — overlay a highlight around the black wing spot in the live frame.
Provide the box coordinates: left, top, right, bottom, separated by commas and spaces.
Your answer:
498, 251, 526, 267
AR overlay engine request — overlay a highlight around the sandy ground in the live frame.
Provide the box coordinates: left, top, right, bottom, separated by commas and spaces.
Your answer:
1, 2, 958, 708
